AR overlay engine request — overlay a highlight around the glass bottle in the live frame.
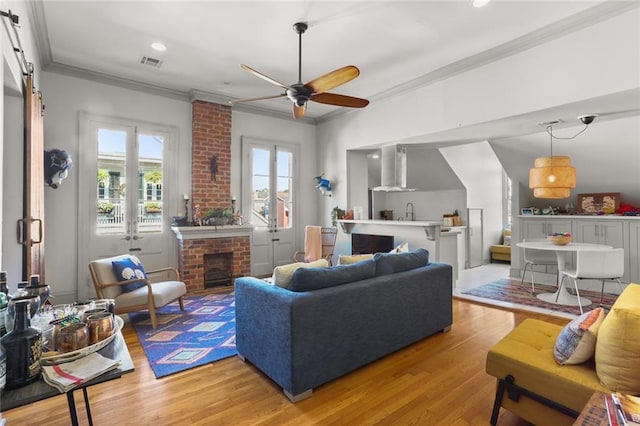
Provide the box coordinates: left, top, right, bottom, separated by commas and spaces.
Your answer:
0, 299, 42, 389
0, 271, 8, 296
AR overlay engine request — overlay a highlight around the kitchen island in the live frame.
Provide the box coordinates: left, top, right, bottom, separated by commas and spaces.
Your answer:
337, 219, 459, 285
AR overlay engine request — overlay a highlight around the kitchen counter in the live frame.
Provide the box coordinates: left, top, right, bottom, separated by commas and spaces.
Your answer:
336, 219, 458, 286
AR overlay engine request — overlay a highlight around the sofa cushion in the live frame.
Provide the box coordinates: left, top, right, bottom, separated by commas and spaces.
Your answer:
338, 253, 373, 265
595, 283, 640, 394
272, 259, 329, 288
553, 308, 605, 365
373, 248, 429, 276
112, 255, 147, 293
289, 259, 376, 292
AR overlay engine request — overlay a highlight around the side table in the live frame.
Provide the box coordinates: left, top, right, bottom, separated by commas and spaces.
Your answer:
574, 391, 608, 426
1, 330, 134, 425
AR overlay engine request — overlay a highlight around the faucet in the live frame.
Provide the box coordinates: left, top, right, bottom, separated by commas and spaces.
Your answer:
405, 202, 415, 221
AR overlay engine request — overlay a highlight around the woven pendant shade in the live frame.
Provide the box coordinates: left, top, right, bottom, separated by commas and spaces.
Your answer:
529, 156, 576, 199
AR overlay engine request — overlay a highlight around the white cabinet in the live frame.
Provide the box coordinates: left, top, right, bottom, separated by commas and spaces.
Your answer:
629, 223, 640, 283
518, 216, 636, 285
521, 218, 573, 239
574, 220, 625, 248
519, 218, 573, 280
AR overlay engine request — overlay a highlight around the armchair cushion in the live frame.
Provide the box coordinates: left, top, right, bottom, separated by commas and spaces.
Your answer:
112, 256, 147, 292
116, 280, 186, 310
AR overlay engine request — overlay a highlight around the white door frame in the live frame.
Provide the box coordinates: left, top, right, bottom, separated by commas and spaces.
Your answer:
241, 136, 298, 276
77, 112, 178, 301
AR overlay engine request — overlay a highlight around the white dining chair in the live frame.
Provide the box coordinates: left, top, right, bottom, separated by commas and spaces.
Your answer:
557, 248, 625, 314
520, 239, 559, 295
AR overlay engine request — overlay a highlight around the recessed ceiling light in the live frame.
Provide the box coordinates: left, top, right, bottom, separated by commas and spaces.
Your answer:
472, 0, 491, 7
151, 42, 167, 52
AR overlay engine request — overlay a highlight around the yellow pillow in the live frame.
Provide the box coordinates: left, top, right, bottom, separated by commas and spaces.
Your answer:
272, 259, 329, 288
338, 254, 373, 265
595, 283, 640, 393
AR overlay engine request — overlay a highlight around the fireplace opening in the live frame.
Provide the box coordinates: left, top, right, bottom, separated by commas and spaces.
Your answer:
352, 233, 394, 254
203, 252, 233, 288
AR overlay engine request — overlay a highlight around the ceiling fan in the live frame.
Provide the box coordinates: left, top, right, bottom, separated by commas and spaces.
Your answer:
231, 22, 369, 119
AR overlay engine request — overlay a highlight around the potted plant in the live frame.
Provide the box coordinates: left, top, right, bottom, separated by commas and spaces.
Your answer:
145, 202, 162, 214
97, 201, 114, 215
204, 208, 234, 226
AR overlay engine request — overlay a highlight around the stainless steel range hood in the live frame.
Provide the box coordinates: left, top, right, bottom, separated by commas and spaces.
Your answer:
372, 145, 416, 192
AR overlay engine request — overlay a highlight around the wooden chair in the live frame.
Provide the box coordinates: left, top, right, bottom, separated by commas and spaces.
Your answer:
293, 227, 338, 265
88, 254, 187, 329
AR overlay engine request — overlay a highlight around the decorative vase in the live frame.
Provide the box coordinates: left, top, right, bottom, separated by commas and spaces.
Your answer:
1, 299, 42, 389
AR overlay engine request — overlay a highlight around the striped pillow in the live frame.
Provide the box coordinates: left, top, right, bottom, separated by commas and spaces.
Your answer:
554, 308, 605, 365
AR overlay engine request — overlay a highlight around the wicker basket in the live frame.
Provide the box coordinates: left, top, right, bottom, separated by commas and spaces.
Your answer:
547, 234, 572, 245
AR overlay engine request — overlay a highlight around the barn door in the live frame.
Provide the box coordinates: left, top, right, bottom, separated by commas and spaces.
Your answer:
20, 75, 46, 281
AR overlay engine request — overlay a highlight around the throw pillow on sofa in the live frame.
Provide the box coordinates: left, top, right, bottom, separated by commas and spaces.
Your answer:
373, 248, 429, 276
289, 259, 376, 292
553, 307, 605, 365
338, 253, 373, 265
112, 255, 148, 293
595, 283, 640, 394
272, 259, 329, 288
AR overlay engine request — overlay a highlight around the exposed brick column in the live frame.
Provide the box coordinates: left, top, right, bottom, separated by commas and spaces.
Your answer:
191, 100, 232, 214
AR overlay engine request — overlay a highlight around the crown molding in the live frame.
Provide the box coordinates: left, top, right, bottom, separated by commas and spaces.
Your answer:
27, 0, 52, 67
44, 61, 192, 101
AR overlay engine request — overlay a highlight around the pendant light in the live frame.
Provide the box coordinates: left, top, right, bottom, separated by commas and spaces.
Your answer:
529, 115, 597, 199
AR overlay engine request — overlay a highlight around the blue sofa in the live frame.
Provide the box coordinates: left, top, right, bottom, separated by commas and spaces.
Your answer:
234, 249, 453, 401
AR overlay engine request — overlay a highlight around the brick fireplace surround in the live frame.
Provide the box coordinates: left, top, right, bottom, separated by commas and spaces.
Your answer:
173, 101, 251, 293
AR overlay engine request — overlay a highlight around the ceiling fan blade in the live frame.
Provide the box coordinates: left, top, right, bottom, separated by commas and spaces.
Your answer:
306, 65, 360, 94
311, 92, 369, 108
229, 93, 286, 104
240, 64, 292, 89
293, 103, 306, 119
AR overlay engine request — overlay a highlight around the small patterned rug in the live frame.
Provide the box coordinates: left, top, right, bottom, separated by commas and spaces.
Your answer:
129, 291, 236, 378
460, 278, 619, 317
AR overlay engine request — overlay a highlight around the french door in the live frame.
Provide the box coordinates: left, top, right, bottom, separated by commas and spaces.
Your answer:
78, 113, 176, 300
242, 137, 297, 276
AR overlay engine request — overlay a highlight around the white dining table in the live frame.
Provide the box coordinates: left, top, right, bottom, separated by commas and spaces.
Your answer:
515, 240, 613, 307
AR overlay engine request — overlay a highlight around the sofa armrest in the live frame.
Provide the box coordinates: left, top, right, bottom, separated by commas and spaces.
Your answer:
235, 277, 300, 390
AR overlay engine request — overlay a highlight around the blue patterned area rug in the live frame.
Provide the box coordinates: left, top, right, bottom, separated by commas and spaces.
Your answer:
460, 278, 619, 317
129, 291, 236, 378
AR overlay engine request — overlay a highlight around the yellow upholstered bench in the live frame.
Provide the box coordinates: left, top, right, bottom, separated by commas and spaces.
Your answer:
486, 283, 640, 425
490, 229, 511, 263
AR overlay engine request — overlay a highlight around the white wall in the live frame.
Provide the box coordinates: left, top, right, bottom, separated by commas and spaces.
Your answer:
317, 8, 640, 241
36, 72, 191, 300
440, 142, 504, 263
231, 110, 317, 251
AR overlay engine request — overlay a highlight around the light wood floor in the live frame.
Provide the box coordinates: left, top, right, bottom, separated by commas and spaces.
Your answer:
2, 299, 568, 425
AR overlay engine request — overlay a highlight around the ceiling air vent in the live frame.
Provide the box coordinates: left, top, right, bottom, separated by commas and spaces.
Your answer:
139, 56, 163, 68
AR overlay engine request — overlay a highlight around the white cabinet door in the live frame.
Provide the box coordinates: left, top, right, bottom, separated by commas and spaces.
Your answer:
574, 220, 624, 247
630, 223, 640, 283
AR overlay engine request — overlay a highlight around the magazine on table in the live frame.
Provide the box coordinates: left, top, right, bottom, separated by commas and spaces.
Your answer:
614, 392, 640, 426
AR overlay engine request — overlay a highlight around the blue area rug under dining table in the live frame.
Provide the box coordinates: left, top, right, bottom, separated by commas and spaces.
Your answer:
129, 291, 236, 378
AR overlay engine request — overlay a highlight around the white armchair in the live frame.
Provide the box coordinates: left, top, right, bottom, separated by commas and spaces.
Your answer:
88, 254, 186, 329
